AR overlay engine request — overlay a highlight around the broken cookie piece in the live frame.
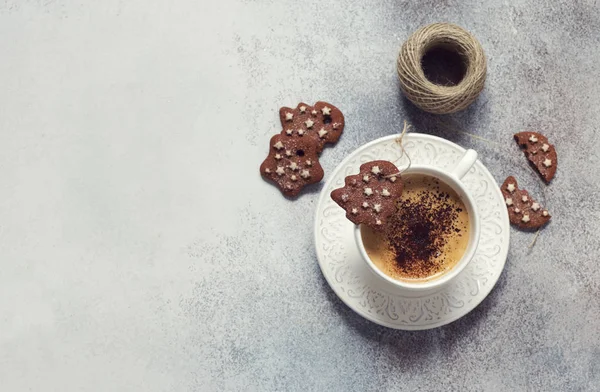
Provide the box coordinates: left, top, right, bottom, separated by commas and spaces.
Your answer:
514, 132, 557, 183
260, 134, 324, 197
330, 161, 404, 229
501, 176, 551, 230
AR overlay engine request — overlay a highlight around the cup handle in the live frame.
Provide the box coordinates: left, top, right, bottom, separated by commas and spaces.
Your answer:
450, 149, 478, 180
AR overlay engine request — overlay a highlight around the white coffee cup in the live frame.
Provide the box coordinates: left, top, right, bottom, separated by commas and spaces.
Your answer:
354, 149, 481, 292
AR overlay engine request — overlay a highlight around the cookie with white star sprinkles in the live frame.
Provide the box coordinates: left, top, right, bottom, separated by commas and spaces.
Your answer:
278, 101, 345, 152
330, 161, 404, 229
514, 132, 557, 183
501, 176, 551, 230
260, 133, 324, 197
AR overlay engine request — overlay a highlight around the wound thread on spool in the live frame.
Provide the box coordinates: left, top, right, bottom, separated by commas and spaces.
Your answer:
397, 23, 487, 115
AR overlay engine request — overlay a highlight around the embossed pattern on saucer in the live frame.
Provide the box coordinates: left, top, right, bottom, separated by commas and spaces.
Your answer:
314, 133, 509, 330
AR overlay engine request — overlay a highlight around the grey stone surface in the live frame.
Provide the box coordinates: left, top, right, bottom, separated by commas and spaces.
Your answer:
0, 0, 599, 391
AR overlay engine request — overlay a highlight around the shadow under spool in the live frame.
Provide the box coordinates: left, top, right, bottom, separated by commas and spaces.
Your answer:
421, 43, 468, 87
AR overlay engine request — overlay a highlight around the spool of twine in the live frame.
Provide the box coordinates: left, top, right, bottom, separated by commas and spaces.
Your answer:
397, 23, 487, 114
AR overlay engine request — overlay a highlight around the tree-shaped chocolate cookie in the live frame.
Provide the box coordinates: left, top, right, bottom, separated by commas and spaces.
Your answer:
279, 101, 344, 152
501, 176, 551, 230
514, 132, 557, 183
330, 161, 404, 229
260, 134, 324, 197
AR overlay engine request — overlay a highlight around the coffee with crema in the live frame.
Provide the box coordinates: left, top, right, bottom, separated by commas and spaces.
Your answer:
361, 174, 470, 282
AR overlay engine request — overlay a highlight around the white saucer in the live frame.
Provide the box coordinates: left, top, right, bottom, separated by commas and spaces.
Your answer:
314, 133, 510, 330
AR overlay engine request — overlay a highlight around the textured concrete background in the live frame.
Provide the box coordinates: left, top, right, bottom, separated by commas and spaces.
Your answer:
1, 0, 599, 391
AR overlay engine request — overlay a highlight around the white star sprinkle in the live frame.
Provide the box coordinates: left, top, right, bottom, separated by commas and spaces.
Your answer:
371, 166, 381, 175
389, 176, 397, 182
373, 203, 382, 213
543, 159, 552, 167
542, 210, 549, 217
318, 128, 328, 138
321, 106, 332, 115
332, 123, 339, 130
305, 160, 312, 166
505, 198, 513, 206
514, 208, 521, 213
542, 143, 550, 152
298, 129, 304, 135
286, 129, 293, 135
362, 202, 369, 208
291, 175, 298, 181
299, 106, 306, 113
289, 162, 298, 171
351, 208, 358, 215
364, 188, 373, 196
276, 166, 285, 176
376, 219, 382, 226
285, 150, 292, 157
305, 119, 314, 128
507, 183, 516, 193
531, 202, 540, 211
529, 135, 538, 143
382, 189, 390, 197
363, 175, 369, 182
274, 141, 284, 150
522, 195, 528, 202
275, 154, 282, 160
265, 168, 271, 173
341, 194, 349, 202
311, 110, 317, 116
285, 112, 293, 121
301, 170, 310, 179
522, 215, 530, 223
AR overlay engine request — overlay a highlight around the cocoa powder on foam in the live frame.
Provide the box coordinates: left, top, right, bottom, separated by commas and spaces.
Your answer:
364, 175, 470, 281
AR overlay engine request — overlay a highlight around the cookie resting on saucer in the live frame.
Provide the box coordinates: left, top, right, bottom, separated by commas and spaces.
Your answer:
331, 160, 404, 229
514, 131, 557, 183
501, 176, 551, 230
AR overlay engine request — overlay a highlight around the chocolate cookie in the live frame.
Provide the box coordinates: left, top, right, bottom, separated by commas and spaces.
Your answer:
514, 132, 557, 183
279, 101, 345, 151
331, 161, 404, 229
501, 176, 551, 230
260, 134, 324, 197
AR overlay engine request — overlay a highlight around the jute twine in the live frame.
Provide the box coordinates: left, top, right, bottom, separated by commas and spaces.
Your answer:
397, 23, 487, 114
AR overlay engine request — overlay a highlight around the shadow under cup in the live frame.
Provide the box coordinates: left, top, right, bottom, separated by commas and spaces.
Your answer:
354, 165, 481, 292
